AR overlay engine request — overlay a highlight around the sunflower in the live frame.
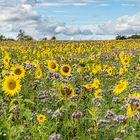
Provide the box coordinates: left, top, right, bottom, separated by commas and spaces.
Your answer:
35, 68, 43, 79
127, 103, 139, 117
113, 80, 128, 94
68, 57, 72, 62
88, 54, 94, 60
119, 51, 126, 61
37, 114, 46, 123
60, 65, 72, 76
127, 92, 140, 117
2, 75, 21, 96
107, 67, 113, 76
92, 78, 100, 89
127, 104, 134, 117
121, 57, 130, 66
60, 57, 65, 62
84, 84, 93, 90
94, 89, 103, 98
60, 83, 74, 99
48, 60, 59, 72
77, 68, 81, 73
118, 67, 124, 75
3, 55, 11, 66
11, 65, 25, 79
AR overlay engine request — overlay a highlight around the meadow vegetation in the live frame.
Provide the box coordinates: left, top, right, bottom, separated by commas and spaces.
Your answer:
0, 39, 140, 140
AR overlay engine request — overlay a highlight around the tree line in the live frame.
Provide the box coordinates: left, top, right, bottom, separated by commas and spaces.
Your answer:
115, 34, 140, 40
0, 30, 56, 41
0, 30, 140, 41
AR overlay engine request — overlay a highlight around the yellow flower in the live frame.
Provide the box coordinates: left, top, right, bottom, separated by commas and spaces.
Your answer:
92, 65, 102, 74
127, 103, 139, 117
88, 54, 94, 60
128, 92, 140, 98
118, 67, 124, 75
11, 65, 25, 79
107, 67, 113, 76
60, 57, 65, 62
121, 57, 130, 66
92, 78, 100, 89
3, 55, 11, 66
60, 83, 74, 99
48, 60, 59, 72
94, 89, 103, 98
92, 68, 98, 74
35, 68, 42, 79
68, 57, 72, 61
113, 80, 128, 94
95, 65, 102, 72
2, 75, 21, 96
127, 104, 133, 117
119, 51, 126, 60
60, 65, 72, 76
37, 114, 46, 123
84, 84, 93, 90
127, 92, 140, 117
77, 68, 81, 73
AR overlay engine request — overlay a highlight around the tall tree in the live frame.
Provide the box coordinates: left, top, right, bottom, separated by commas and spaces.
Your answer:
0, 34, 6, 41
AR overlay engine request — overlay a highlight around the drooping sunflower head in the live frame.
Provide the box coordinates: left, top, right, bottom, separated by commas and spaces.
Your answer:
37, 114, 46, 123
11, 65, 25, 79
113, 80, 128, 94
127, 92, 140, 117
48, 60, 59, 72
60, 83, 74, 99
2, 75, 21, 96
60, 65, 72, 76
94, 89, 103, 98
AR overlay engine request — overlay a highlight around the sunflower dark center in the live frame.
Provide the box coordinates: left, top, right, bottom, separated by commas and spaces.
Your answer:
15, 68, 22, 75
8, 80, 16, 90
61, 86, 72, 96
63, 66, 69, 73
39, 116, 43, 120
51, 62, 56, 69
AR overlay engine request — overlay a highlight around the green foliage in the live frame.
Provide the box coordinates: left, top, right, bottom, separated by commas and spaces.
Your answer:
0, 40, 140, 140
51, 36, 56, 40
115, 35, 127, 40
0, 34, 6, 41
17, 29, 34, 41
116, 34, 140, 40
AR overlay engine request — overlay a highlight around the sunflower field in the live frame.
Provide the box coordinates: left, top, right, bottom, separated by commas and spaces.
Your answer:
0, 39, 140, 140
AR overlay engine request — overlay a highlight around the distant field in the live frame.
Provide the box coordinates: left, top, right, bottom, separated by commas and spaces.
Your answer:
0, 40, 140, 140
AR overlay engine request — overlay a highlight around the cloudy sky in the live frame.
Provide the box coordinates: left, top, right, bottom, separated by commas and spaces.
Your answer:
0, 0, 140, 40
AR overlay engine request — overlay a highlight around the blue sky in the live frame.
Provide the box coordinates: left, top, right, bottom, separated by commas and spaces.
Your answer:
37, 1, 139, 24
0, 0, 140, 40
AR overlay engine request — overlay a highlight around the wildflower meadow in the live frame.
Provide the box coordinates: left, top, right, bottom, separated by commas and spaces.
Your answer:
0, 40, 140, 140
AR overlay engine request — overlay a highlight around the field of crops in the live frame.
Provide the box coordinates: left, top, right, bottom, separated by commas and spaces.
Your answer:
0, 40, 140, 140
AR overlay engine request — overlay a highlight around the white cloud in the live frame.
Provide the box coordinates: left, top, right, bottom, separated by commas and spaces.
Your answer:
0, 0, 139, 40
97, 12, 140, 35
0, 0, 93, 39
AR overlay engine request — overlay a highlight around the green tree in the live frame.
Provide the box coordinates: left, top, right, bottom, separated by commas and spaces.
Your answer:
0, 34, 6, 41
51, 36, 56, 40
115, 35, 127, 40
17, 30, 34, 41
